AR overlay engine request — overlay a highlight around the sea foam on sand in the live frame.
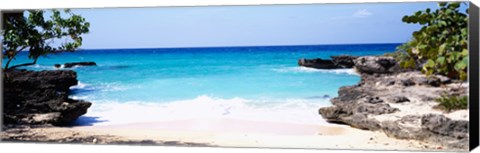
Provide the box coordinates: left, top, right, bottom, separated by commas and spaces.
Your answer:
75, 95, 334, 126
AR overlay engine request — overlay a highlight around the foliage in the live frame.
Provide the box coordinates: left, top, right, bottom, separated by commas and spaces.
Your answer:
2, 9, 90, 70
435, 94, 468, 112
387, 43, 421, 70
394, 2, 468, 80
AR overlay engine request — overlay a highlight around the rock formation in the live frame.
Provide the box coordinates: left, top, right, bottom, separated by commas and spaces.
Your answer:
331, 55, 358, 68
298, 55, 357, 69
3, 69, 92, 126
353, 56, 400, 74
317, 56, 469, 150
54, 62, 97, 68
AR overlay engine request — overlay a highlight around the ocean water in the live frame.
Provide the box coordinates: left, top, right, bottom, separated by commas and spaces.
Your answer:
4, 43, 400, 125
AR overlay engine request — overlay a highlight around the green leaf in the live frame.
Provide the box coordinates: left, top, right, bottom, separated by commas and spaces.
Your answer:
436, 56, 446, 65
439, 2, 447, 7
438, 43, 447, 54
448, 3, 460, 9
459, 71, 467, 81
454, 57, 468, 71
401, 58, 416, 69
461, 56, 468, 65
461, 49, 468, 56
425, 59, 435, 68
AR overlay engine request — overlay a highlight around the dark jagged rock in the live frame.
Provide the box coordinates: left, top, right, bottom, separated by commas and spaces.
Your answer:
298, 58, 338, 69
330, 55, 358, 68
421, 114, 469, 139
426, 77, 441, 87
3, 69, 92, 126
318, 106, 346, 122
354, 56, 400, 74
388, 96, 410, 103
401, 79, 416, 86
356, 103, 399, 115
318, 56, 469, 150
399, 74, 453, 87
379, 114, 469, 149
55, 62, 97, 68
298, 55, 357, 69
381, 115, 427, 139
363, 96, 384, 104
342, 114, 382, 130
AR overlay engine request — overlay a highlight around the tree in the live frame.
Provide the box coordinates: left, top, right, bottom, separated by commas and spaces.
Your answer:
2, 9, 90, 71
395, 2, 468, 80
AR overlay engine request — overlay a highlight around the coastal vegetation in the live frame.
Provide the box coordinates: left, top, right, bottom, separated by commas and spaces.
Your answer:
391, 2, 468, 80
435, 93, 468, 112
2, 9, 90, 71
2, 9, 92, 126
317, 2, 469, 150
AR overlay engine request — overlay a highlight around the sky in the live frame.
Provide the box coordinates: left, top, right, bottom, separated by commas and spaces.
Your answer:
66, 2, 468, 49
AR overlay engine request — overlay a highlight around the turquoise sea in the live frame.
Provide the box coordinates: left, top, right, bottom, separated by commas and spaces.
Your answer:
5, 43, 400, 125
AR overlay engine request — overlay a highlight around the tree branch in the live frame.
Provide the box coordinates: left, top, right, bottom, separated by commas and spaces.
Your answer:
15, 46, 27, 54
4, 58, 14, 70
6, 57, 39, 71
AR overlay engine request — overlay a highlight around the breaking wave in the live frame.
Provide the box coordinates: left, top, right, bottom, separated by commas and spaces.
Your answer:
273, 67, 359, 76
80, 95, 332, 126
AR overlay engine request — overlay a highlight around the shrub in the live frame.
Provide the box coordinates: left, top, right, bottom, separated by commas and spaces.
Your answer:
435, 94, 468, 112
394, 2, 468, 80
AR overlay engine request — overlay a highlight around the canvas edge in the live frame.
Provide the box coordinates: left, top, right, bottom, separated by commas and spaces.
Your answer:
0, 1, 478, 152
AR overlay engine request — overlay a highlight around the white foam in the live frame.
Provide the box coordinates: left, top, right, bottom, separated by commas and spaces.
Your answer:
70, 81, 88, 90
28, 64, 56, 70
99, 83, 129, 91
69, 81, 130, 92
70, 95, 92, 100
273, 67, 359, 76
82, 95, 332, 126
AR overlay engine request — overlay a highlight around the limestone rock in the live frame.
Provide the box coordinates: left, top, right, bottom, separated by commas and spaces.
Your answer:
3, 69, 92, 126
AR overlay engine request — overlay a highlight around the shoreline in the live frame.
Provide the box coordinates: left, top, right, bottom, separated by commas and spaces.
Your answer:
1, 118, 446, 151
1, 55, 469, 152
72, 93, 338, 127
317, 56, 470, 150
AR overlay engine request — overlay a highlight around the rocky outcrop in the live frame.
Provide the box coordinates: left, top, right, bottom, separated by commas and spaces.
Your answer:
421, 114, 469, 139
298, 55, 357, 69
3, 69, 92, 126
331, 55, 358, 68
298, 58, 337, 69
318, 56, 469, 150
353, 56, 400, 74
55, 62, 97, 68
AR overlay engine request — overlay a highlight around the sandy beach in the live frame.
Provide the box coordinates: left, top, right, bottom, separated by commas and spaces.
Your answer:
1, 118, 447, 151
2, 2, 473, 153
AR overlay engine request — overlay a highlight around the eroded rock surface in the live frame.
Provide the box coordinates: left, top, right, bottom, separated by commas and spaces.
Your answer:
318, 56, 469, 150
3, 69, 92, 126
298, 55, 358, 69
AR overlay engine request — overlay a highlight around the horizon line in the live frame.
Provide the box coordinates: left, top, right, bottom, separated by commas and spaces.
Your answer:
76, 42, 404, 51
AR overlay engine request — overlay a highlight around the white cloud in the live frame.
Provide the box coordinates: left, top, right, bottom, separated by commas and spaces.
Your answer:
353, 9, 372, 18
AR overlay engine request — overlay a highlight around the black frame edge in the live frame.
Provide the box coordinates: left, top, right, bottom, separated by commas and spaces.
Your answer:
469, 1, 480, 151
0, 10, 4, 133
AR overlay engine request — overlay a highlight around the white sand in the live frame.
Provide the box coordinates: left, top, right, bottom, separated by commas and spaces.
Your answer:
53, 118, 443, 151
